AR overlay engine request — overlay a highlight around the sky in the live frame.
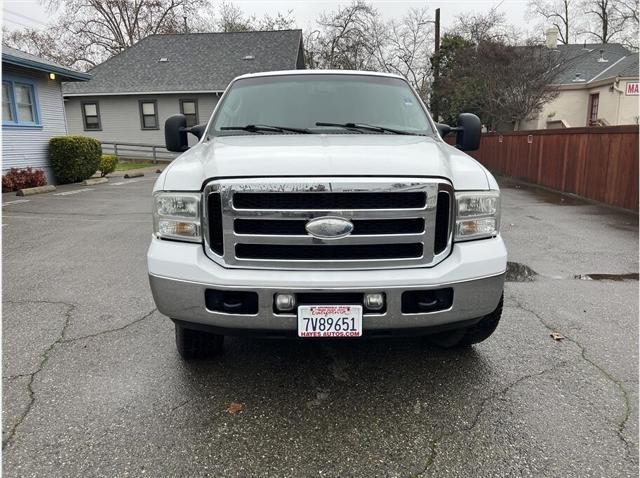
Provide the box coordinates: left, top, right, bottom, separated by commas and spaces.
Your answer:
2, 0, 536, 37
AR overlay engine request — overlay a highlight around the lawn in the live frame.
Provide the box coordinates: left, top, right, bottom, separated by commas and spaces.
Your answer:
115, 161, 155, 171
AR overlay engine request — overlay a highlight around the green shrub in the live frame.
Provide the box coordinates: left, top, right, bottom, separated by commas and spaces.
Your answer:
99, 155, 118, 177
49, 135, 102, 184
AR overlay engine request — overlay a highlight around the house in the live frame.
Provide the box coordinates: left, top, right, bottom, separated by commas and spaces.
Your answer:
2, 46, 91, 180
62, 30, 305, 153
521, 31, 639, 130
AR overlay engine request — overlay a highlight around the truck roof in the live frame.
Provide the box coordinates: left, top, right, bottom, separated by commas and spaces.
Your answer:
234, 69, 405, 81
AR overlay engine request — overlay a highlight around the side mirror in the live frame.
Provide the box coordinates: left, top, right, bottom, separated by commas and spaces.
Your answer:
165, 114, 189, 152
435, 123, 452, 138
455, 113, 481, 151
190, 124, 206, 140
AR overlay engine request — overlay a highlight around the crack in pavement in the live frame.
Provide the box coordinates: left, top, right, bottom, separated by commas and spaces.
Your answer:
2, 303, 157, 449
2, 300, 76, 450
2, 373, 35, 381
509, 297, 634, 455
61, 308, 157, 344
415, 363, 567, 477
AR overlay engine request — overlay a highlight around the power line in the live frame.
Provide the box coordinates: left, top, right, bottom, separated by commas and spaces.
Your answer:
4, 8, 49, 27
3, 17, 35, 29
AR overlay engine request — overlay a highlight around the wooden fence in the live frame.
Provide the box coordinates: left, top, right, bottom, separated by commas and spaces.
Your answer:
463, 125, 638, 211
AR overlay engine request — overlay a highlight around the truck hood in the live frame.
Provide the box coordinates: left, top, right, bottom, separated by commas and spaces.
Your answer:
158, 134, 492, 191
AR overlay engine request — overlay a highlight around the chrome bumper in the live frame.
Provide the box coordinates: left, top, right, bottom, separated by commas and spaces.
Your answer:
148, 272, 505, 332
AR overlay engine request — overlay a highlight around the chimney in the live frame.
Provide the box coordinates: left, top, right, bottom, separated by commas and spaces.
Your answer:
546, 28, 558, 49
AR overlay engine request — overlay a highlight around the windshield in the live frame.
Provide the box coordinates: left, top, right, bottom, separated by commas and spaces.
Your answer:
209, 74, 434, 136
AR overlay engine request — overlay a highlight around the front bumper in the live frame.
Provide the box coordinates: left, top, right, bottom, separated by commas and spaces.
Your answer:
147, 236, 507, 333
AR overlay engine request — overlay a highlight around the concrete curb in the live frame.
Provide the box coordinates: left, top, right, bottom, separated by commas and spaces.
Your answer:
124, 173, 144, 179
16, 185, 56, 196
84, 178, 109, 186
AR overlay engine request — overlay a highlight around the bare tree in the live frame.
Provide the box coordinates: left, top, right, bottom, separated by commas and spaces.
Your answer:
613, 0, 640, 23
304, 1, 384, 70
4, 0, 210, 70
384, 8, 433, 99
580, 0, 628, 42
304, 1, 433, 100
611, 0, 639, 47
528, 0, 583, 43
3, 27, 86, 67
453, 9, 520, 44
214, 2, 295, 32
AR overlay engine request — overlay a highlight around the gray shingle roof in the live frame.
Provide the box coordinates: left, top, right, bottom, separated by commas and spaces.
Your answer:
609, 53, 639, 78
552, 43, 637, 84
2, 45, 91, 81
62, 30, 304, 95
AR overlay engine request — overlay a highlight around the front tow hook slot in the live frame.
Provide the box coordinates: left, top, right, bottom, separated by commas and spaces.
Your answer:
205, 289, 259, 314
402, 288, 454, 313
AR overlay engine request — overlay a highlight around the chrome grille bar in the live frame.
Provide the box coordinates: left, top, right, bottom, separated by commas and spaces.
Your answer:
202, 178, 453, 270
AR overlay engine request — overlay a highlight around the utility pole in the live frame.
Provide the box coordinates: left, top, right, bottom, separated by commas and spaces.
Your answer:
183, 16, 189, 34
434, 8, 440, 56
432, 8, 441, 121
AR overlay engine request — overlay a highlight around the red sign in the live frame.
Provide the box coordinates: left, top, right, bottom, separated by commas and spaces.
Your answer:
625, 82, 639, 96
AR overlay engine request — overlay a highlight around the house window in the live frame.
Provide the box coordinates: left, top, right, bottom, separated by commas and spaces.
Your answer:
139, 100, 158, 129
81, 102, 101, 130
2, 82, 13, 122
588, 93, 599, 126
180, 99, 198, 127
2, 78, 40, 127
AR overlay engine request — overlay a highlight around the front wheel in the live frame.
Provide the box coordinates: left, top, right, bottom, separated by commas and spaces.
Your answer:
426, 294, 503, 348
174, 322, 224, 359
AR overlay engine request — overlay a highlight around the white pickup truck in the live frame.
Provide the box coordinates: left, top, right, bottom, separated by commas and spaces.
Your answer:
147, 70, 507, 359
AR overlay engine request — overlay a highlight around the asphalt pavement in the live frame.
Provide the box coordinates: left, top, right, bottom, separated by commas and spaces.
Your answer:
2, 171, 638, 477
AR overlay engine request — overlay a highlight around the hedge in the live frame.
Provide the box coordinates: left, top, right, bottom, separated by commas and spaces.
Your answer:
99, 155, 118, 177
49, 135, 102, 184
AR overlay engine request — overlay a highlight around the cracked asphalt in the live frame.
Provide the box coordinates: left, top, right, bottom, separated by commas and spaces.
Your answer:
2, 174, 638, 477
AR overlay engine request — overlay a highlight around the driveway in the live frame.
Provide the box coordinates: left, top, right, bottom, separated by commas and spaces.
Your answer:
2, 175, 638, 477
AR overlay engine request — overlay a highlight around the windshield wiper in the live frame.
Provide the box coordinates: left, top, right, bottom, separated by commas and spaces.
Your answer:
315, 122, 414, 135
220, 124, 313, 134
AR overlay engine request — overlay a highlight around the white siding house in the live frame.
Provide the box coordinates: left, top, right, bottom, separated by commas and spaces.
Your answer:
2, 47, 90, 181
62, 30, 305, 158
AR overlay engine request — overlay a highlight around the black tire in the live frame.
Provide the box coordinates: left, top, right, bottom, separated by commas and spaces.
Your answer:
174, 322, 224, 359
426, 294, 503, 348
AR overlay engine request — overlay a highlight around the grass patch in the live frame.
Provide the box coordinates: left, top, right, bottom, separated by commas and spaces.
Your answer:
115, 161, 154, 171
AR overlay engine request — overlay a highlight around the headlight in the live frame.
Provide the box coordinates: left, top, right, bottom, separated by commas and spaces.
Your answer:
153, 192, 201, 242
455, 191, 500, 241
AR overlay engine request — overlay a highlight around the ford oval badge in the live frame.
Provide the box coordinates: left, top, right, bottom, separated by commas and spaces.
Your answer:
305, 217, 354, 239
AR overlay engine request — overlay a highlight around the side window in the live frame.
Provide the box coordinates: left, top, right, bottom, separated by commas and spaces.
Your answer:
2, 79, 40, 126
14, 84, 36, 122
2, 81, 14, 122
139, 100, 158, 129
180, 99, 198, 127
588, 93, 599, 126
82, 102, 101, 130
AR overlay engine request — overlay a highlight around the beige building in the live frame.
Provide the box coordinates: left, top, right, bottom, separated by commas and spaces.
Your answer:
522, 33, 639, 131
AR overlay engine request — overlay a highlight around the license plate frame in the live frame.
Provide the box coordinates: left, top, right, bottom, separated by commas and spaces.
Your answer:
297, 305, 363, 338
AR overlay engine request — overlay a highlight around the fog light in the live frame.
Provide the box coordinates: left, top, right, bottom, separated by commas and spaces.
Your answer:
364, 293, 385, 311
275, 293, 296, 312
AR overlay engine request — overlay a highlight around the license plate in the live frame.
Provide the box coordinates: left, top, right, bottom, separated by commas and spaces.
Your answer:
297, 305, 363, 338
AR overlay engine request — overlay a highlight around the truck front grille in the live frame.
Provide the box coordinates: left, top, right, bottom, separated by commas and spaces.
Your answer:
233, 191, 427, 210
234, 218, 425, 236
236, 243, 424, 260
203, 178, 453, 270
